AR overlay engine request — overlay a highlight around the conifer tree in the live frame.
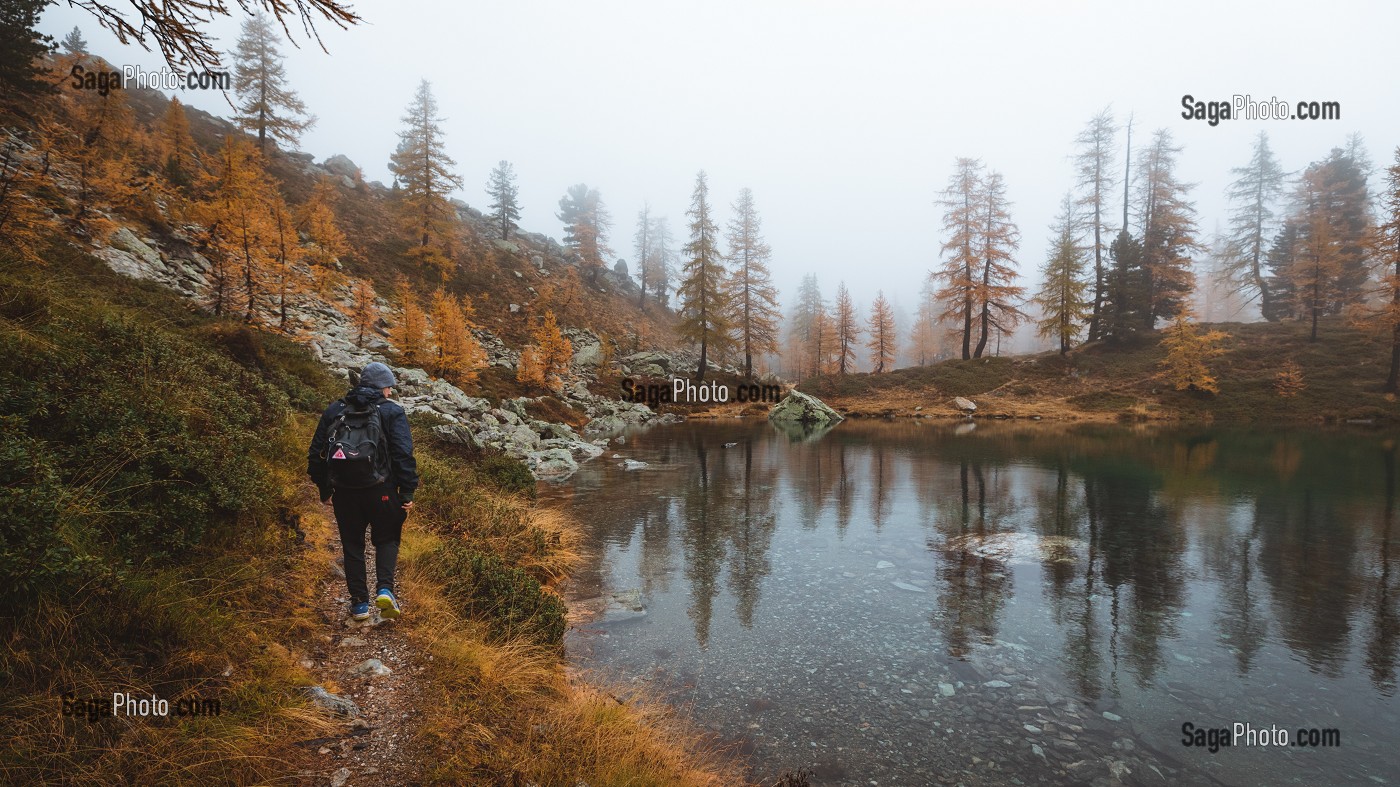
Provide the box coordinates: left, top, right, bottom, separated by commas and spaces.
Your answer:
787, 274, 825, 379
541, 266, 584, 316
1034, 193, 1091, 354
1222, 131, 1286, 312
0, 140, 49, 260
159, 97, 198, 187
557, 183, 611, 280
268, 194, 304, 330
1159, 308, 1228, 394
1074, 108, 1117, 340
0, 0, 53, 100
516, 345, 547, 390
389, 80, 463, 279
352, 278, 378, 347
1275, 360, 1306, 398
647, 214, 676, 308
933, 157, 983, 359
971, 170, 1026, 358
676, 171, 730, 380
1290, 165, 1347, 342
60, 26, 88, 56
300, 177, 349, 270
726, 187, 781, 377
1136, 128, 1199, 329
392, 280, 430, 365
232, 12, 313, 153
909, 279, 941, 366
486, 160, 521, 240
834, 283, 860, 374
1374, 147, 1400, 392
866, 291, 897, 373
535, 311, 574, 392
813, 307, 837, 375
633, 204, 653, 309
430, 288, 486, 384
201, 137, 276, 320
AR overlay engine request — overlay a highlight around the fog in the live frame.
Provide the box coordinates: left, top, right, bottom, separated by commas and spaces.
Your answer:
40, 0, 1400, 319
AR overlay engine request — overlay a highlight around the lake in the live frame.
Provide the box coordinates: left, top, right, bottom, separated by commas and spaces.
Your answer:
543, 419, 1400, 786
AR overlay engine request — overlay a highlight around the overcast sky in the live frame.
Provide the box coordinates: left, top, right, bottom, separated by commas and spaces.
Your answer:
40, 0, 1400, 319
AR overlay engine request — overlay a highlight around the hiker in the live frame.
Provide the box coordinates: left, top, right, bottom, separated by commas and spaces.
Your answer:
308, 361, 419, 621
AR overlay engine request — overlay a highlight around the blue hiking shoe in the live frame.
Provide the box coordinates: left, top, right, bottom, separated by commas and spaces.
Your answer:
350, 601, 372, 621
375, 587, 401, 619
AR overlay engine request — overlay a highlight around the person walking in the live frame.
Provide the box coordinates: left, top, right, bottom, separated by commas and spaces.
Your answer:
308, 361, 419, 621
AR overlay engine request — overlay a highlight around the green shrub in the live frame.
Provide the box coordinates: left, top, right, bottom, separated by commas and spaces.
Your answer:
476, 455, 537, 500
424, 540, 566, 647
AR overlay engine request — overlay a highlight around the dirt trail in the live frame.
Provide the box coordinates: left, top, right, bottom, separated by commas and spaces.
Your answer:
293, 503, 429, 786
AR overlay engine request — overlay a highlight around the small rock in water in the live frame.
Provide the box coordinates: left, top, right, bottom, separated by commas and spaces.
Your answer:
622, 459, 648, 470
1102, 711, 1123, 722
875, 560, 894, 569
939, 683, 956, 697
983, 680, 1012, 689
723, 442, 738, 448
841, 572, 856, 578
1024, 724, 1041, 734
891, 581, 927, 593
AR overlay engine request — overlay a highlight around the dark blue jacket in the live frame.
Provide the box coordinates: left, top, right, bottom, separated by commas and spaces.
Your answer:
308, 386, 420, 500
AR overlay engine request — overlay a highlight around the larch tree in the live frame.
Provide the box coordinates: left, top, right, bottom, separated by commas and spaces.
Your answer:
534, 310, 574, 392
557, 183, 611, 281
833, 282, 860, 374
1374, 147, 1400, 392
933, 157, 983, 359
676, 171, 730, 380
1290, 164, 1348, 342
267, 193, 304, 330
1034, 192, 1091, 355
726, 187, 781, 378
1074, 107, 1117, 341
971, 170, 1026, 358
391, 279, 431, 365
232, 12, 314, 153
866, 291, 897, 373
486, 160, 520, 240
201, 137, 276, 320
299, 176, 349, 272
389, 80, 463, 279
1135, 128, 1199, 330
159, 97, 198, 187
1100, 119, 1146, 343
1158, 307, 1228, 394
813, 306, 837, 375
1222, 131, 1286, 313
351, 278, 378, 347
430, 288, 486, 385
909, 278, 941, 366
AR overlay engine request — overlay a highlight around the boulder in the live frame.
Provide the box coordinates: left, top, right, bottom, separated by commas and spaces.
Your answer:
953, 396, 977, 413
572, 341, 602, 368
528, 447, 579, 479
584, 414, 626, 435
767, 390, 843, 426
322, 154, 359, 180
431, 424, 483, 450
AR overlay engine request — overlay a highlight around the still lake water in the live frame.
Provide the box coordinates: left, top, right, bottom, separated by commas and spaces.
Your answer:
543, 420, 1400, 786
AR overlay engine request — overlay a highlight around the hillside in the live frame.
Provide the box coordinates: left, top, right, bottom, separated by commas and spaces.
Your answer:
0, 241, 740, 785
800, 319, 1400, 425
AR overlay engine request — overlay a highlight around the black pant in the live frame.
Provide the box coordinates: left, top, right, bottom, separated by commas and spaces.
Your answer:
332, 482, 406, 604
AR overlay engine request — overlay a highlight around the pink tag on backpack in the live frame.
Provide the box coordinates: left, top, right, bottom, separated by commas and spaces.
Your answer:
331, 448, 346, 459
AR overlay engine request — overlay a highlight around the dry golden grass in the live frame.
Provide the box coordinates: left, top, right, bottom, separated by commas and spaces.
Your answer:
400, 517, 747, 787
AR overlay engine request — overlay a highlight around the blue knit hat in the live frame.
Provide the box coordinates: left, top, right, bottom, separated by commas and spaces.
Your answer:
359, 361, 397, 389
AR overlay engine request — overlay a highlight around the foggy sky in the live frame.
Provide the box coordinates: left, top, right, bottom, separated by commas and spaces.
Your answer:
39, 0, 1400, 322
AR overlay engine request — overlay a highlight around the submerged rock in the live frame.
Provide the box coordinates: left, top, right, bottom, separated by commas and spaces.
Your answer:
768, 390, 844, 426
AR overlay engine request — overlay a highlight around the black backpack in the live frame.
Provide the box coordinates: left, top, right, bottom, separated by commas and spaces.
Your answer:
325, 400, 389, 489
